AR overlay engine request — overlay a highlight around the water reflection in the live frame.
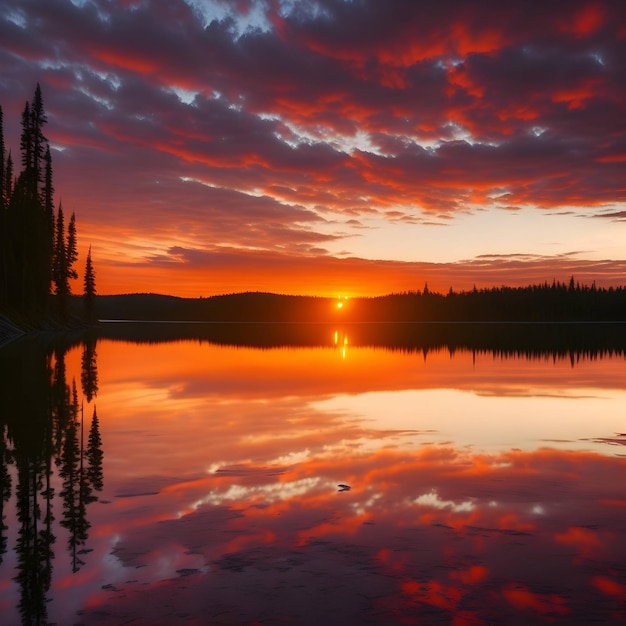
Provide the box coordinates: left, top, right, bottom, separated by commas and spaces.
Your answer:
0, 339, 103, 625
0, 329, 625, 624
98, 320, 626, 361
333, 329, 349, 359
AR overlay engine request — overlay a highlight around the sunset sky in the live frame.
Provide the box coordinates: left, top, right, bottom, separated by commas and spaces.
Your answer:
1, 0, 625, 296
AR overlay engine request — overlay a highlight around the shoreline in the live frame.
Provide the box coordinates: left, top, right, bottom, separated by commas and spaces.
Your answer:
0, 311, 93, 351
0, 314, 25, 348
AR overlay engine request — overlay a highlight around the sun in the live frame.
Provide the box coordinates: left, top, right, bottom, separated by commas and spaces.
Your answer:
336, 295, 349, 310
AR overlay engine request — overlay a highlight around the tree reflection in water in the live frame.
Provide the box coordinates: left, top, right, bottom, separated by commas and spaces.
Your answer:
0, 338, 103, 624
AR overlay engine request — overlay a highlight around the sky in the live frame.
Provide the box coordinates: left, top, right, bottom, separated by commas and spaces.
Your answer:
1, 0, 625, 297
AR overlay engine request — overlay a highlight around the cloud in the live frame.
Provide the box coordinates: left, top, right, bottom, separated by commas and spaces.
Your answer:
590, 210, 626, 220
1, 0, 625, 295
91, 244, 626, 296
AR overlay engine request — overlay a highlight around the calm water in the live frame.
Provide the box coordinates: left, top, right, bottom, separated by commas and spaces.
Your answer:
1, 326, 625, 625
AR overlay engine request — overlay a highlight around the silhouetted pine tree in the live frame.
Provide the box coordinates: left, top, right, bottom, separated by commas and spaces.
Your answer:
51, 206, 80, 318
53, 204, 69, 298
31, 84, 47, 199
0, 105, 4, 208
83, 246, 97, 321
4, 151, 13, 200
67, 212, 78, 280
43, 145, 55, 295
20, 101, 33, 175
0, 105, 6, 306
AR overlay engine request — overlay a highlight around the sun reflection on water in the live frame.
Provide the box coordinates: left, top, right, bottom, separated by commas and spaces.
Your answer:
333, 329, 349, 359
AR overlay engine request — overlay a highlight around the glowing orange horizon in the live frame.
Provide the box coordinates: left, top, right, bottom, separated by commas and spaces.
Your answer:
79, 247, 626, 299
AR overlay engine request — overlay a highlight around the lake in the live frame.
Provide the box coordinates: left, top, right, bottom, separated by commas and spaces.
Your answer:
1, 324, 625, 624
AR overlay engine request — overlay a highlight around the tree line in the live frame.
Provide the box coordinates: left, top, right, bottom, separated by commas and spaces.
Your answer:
93, 281, 626, 324
366, 278, 626, 322
0, 84, 96, 323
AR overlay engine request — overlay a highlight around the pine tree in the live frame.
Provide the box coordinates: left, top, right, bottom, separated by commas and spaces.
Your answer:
20, 102, 33, 174
5, 152, 12, 200
44, 146, 54, 245
31, 84, 47, 199
0, 105, 5, 305
83, 246, 96, 321
52, 206, 81, 318
30, 86, 51, 311
53, 204, 69, 299
0, 105, 5, 209
67, 213, 78, 281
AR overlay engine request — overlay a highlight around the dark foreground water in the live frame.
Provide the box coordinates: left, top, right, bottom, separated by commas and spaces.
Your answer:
0, 324, 625, 624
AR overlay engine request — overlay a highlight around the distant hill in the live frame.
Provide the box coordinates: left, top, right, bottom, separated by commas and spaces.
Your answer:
82, 282, 626, 323
90, 292, 342, 322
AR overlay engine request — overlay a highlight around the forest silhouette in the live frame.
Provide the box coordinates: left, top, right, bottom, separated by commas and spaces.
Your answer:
93, 280, 626, 324
0, 85, 95, 327
97, 319, 626, 364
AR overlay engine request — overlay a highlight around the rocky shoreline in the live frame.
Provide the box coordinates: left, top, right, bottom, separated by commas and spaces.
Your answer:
0, 312, 94, 350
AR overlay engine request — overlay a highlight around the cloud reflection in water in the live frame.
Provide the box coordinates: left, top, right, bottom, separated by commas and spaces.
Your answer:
2, 338, 624, 625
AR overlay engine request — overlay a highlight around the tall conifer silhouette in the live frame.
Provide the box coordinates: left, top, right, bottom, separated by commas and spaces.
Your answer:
0, 105, 6, 305
67, 212, 78, 280
0, 105, 5, 208
53, 204, 68, 299
83, 246, 97, 321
